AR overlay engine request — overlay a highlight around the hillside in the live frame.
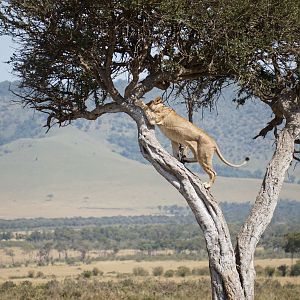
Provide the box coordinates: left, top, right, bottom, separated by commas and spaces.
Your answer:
1, 80, 299, 183
0, 126, 299, 219
0, 80, 299, 219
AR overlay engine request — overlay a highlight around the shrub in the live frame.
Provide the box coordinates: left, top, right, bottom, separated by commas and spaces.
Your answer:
36, 271, 45, 278
290, 263, 300, 276
255, 265, 265, 276
265, 266, 275, 277
152, 266, 164, 277
92, 267, 103, 276
81, 270, 92, 278
277, 265, 289, 277
28, 270, 35, 278
164, 270, 174, 278
192, 267, 210, 276
132, 267, 149, 276
66, 258, 77, 265
1, 281, 16, 290
176, 266, 191, 277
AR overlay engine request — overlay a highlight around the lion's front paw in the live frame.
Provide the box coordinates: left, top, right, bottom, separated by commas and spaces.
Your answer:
135, 99, 146, 108
203, 182, 211, 189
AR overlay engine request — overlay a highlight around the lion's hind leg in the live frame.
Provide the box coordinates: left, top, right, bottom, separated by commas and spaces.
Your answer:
171, 141, 181, 160
197, 146, 217, 189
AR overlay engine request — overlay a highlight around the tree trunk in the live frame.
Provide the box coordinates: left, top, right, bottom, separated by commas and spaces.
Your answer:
126, 98, 300, 300
135, 119, 245, 299
236, 109, 300, 299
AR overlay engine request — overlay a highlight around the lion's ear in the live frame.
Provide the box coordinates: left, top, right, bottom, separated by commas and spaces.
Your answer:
154, 97, 163, 104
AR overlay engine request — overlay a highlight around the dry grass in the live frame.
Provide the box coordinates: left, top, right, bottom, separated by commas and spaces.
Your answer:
0, 258, 299, 285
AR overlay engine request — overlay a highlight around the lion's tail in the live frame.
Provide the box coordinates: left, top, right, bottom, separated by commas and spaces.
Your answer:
215, 145, 249, 168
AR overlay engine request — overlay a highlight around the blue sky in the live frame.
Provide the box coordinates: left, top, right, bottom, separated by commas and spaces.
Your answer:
0, 36, 16, 82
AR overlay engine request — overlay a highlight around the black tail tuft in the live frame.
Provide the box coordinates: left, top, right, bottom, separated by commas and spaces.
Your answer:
245, 157, 250, 161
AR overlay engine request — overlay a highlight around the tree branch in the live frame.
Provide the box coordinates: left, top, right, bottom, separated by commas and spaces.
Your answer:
236, 109, 300, 299
253, 115, 284, 139
44, 102, 123, 130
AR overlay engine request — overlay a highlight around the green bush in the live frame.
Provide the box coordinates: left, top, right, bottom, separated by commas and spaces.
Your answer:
152, 266, 164, 276
0, 281, 16, 290
264, 266, 275, 277
164, 269, 174, 278
290, 262, 300, 276
176, 266, 191, 277
277, 265, 289, 277
81, 270, 92, 278
66, 258, 77, 265
132, 267, 149, 276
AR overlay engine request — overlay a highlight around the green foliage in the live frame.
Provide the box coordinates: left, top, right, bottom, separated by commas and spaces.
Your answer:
164, 270, 174, 278
290, 261, 300, 277
264, 266, 275, 277
277, 265, 288, 277
0, 200, 299, 263
81, 270, 92, 279
152, 266, 164, 277
132, 267, 149, 277
176, 266, 191, 277
284, 233, 300, 257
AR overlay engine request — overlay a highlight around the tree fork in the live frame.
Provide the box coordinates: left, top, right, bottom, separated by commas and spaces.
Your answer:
236, 108, 300, 300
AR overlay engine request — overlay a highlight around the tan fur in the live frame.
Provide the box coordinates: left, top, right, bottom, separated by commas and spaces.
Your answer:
136, 96, 249, 188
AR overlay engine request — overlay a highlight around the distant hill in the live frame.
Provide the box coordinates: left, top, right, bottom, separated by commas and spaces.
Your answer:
0, 126, 299, 219
0, 80, 299, 183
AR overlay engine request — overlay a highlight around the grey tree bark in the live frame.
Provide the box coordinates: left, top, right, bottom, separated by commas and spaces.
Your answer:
123, 92, 300, 300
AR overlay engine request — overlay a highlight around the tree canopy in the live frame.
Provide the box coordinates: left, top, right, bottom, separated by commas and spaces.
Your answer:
1, 1, 300, 299
1, 1, 299, 133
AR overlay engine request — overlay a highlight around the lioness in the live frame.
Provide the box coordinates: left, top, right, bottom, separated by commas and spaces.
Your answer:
136, 96, 249, 188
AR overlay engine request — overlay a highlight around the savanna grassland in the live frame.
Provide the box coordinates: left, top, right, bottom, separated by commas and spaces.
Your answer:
0, 202, 300, 299
0, 261, 300, 300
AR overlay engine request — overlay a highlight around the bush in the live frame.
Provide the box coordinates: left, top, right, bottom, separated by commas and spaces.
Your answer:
152, 266, 164, 277
1, 281, 16, 290
133, 267, 149, 276
66, 258, 77, 265
265, 266, 275, 277
290, 263, 300, 276
277, 265, 289, 277
255, 265, 265, 276
192, 267, 210, 276
28, 270, 35, 278
92, 267, 103, 276
164, 269, 174, 278
36, 271, 45, 278
176, 266, 191, 277
81, 270, 92, 278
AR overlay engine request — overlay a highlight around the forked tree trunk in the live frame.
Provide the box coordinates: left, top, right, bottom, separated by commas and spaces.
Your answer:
135, 119, 245, 299
236, 109, 300, 299
127, 100, 300, 300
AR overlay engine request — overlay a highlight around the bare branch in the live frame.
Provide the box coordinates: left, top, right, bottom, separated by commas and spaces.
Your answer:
253, 116, 284, 139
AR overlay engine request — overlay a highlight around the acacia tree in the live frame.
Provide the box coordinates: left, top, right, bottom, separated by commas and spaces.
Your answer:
1, 1, 299, 299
